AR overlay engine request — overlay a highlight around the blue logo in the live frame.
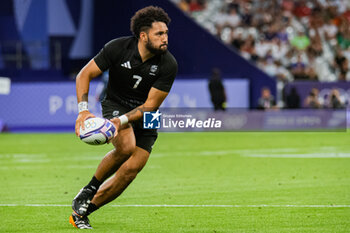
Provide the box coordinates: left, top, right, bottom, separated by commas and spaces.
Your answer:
143, 110, 162, 129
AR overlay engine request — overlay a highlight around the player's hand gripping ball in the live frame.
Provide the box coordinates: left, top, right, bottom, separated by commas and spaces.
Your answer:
79, 117, 116, 145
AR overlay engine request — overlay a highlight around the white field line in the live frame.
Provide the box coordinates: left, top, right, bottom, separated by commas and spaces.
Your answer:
0, 204, 349, 208
1, 147, 349, 160
242, 153, 350, 158
152, 151, 350, 158
152, 146, 350, 158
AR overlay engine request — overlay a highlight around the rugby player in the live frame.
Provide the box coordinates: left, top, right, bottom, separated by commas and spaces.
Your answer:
69, 6, 177, 229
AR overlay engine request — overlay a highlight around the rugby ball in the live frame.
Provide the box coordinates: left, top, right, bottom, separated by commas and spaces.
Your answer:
79, 117, 116, 145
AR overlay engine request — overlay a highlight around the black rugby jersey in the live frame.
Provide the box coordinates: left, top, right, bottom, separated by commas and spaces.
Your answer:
94, 36, 178, 109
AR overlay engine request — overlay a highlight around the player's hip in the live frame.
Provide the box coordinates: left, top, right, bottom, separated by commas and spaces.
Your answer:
101, 98, 157, 134
101, 99, 158, 153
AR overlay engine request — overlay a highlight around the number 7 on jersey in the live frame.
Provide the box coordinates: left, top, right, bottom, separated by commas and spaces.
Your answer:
132, 75, 142, 89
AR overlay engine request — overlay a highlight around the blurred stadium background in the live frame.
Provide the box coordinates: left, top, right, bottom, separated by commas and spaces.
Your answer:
0, 0, 349, 132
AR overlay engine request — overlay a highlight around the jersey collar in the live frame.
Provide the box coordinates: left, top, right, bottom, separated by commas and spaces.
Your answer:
132, 38, 161, 65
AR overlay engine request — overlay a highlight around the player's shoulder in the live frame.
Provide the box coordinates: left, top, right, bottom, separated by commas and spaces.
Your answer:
161, 51, 178, 69
104, 36, 136, 50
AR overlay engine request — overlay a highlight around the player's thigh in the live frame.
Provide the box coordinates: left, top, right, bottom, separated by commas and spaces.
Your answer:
101, 99, 136, 154
132, 120, 158, 153
112, 124, 136, 155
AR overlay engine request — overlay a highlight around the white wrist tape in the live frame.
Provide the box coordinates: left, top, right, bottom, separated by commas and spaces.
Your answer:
78, 101, 88, 113
118, 115, 128, 125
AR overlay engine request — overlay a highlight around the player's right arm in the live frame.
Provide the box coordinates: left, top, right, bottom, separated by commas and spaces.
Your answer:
75, 59, 103, 136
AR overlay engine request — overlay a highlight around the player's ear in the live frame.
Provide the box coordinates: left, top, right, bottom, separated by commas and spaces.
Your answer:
139, 31, 147, 42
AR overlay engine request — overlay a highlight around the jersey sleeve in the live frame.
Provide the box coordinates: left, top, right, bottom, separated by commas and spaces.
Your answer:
152, 54, 178, 93
93, 39, 124, 72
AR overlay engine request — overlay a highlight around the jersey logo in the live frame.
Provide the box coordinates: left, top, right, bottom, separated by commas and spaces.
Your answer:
112, 111, 119, 117
149, 65, 158, 76
121, 61, 131, 69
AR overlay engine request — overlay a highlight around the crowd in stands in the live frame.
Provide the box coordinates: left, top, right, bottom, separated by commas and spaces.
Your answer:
173, 0, 350, 82
172, 0, 350, 108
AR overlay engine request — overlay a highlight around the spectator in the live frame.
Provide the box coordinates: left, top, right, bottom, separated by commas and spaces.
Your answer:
230, 29, 244, 50
290, 31, 310, 51
285, 87, 300, 109
264, 23, 278, 41
338, 71, 350, 81
226, 8, 241, 28
239, 35, 255, 60
334, 47, 347, 70
290, 54, 309, 80
275, 61, 293, 82
307, 34, 323, 57
304, 88, 321, 108
293, 1, 312, 18
188, 0, 206, 12
208, 68, 227, 111
333, 47, 350, 80
255, 39, 271, 58
213, 8, 229, 35
271, 38, 289, 61
305, 67, 319, 81
321, 17, 338, 40
276, 26, 290, 43
258, 58, 278, 77
336, 17, 350, 49
282, 0, 294, 12
326, 88, 345, 109
177, 0, 190, 12
257, 87, 276, 110
240, 2, 253, 26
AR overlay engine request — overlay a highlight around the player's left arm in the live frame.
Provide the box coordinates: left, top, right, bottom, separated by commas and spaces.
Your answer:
110, 87, 168, 132
127, 87, 168, 121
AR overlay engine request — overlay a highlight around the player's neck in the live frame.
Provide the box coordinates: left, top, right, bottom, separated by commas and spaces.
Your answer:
138, 41, 154, 63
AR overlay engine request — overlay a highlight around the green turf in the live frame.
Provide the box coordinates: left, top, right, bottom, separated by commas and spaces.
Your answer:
0, 132, 349, 232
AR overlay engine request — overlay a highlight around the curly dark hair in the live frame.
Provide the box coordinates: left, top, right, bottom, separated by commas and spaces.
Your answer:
130, 6, 171, 38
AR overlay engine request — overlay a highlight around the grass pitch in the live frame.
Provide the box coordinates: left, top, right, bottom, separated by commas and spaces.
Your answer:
0, 132, 349, 232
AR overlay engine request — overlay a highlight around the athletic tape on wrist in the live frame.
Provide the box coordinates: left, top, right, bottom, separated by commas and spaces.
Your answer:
78, 101, 88, 113
118, 115, 128, 125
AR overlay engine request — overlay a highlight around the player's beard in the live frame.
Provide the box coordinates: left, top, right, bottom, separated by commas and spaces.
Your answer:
146, 37, 167, 55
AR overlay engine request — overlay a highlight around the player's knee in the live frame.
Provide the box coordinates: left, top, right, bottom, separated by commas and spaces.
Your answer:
122, 163, 141, 181
109, 149, 128, 162
118, 143, 135, 156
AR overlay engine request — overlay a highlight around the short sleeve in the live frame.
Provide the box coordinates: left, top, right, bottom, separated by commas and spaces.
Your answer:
94, 39, 124, 72
152, 54, 178, 93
